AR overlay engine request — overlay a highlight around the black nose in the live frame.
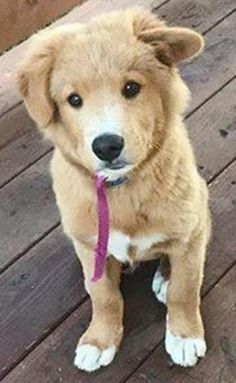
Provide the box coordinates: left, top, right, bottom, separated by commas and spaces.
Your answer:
92, 134, 124, 162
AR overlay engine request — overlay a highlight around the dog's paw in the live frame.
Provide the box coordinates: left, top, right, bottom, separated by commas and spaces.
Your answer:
165, 328, 207, 367
74, 344, 117, 372
152, 270, 169, 305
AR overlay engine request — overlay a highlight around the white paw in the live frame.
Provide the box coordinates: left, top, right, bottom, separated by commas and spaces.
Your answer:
74, 344, 117, 372
152, 270, 169, 305
165, 328, 207, 367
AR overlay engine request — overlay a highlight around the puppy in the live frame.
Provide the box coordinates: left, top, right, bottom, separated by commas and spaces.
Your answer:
18, 8, 211, 372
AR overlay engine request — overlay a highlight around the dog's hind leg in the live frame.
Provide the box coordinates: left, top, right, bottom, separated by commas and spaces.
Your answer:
152, 255, 170, 305
72, 240, 123, 372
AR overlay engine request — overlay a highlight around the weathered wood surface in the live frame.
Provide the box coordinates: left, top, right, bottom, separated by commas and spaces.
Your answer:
158, 0, 236, 32
0, 104, 35, 150
205, 162, 236, 291
0, 227, 85, 377
0, 0, 86, 54
0, 130, 52, 188
183, 11, 236, 112
188, 79, 236, 182
0, 154, 59, 272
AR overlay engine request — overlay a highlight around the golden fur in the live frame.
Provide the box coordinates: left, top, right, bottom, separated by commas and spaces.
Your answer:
18, 8, 211, 370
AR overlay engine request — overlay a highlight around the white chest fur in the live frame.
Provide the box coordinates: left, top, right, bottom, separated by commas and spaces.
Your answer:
108, 230, 168, 263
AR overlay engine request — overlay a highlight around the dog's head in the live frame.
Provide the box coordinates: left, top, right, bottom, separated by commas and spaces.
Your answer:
18, 8, 204, 181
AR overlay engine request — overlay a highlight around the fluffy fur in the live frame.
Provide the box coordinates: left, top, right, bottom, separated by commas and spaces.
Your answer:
18, 8, 211, 371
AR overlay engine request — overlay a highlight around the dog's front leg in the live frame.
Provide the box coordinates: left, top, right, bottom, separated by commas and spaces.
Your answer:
165, 231, 208, 367
72, 240, 124, 372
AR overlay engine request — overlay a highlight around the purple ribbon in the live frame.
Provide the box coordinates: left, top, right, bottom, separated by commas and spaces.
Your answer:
91, 175, 109, 282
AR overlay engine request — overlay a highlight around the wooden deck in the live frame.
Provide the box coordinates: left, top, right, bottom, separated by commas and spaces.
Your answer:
0, 0, 236, 382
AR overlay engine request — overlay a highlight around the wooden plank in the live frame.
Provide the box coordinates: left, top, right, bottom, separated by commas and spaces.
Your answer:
205, 161, 236, 291
0, 130, 52, 188
126, 267, 236, 383
0, 227, 85, 377
0, 153, 59, 272
0, 0, 165, 118
188, 79, 236, 181
182, 11, 236, 112
2, 159, 236, 383
0, 0, 86, 54
158, 0, 236, 32
0, 103, 35, 150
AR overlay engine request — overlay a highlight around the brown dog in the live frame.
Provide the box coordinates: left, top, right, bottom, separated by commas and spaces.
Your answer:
18, 8, 211, 372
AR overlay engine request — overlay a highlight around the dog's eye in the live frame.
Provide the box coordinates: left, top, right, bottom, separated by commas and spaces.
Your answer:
67, 93, 83, 108
122, 81, 141, 99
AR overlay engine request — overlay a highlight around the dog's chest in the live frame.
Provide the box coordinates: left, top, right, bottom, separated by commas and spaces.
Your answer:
108, 230, 168, 263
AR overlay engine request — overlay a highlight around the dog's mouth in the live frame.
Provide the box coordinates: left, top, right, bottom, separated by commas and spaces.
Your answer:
106, 159, 129, 170
97, 159, 133, 184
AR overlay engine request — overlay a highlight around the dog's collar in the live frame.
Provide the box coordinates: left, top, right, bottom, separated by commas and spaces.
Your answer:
105, 176, 128, 188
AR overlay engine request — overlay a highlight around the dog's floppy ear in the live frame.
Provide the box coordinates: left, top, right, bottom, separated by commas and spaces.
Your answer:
17, 38, 57, 129
132, 9, 204, 65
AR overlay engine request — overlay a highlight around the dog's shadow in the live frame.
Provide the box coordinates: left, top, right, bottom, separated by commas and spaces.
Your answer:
120, 260, 166, 351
